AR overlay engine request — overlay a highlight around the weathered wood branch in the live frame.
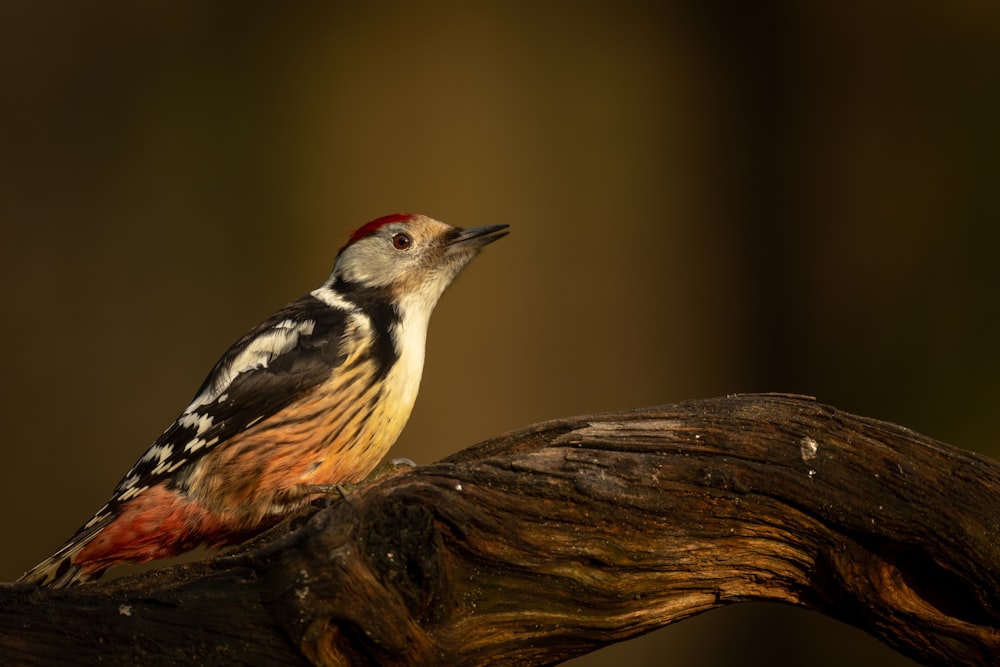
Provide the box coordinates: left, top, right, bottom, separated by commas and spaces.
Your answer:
2, 394, 999, 666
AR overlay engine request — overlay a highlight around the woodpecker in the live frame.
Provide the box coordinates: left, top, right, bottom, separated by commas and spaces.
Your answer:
19, 213, 508, 587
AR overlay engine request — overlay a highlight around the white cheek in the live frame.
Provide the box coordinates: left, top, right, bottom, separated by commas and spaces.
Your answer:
338, 243, 395, 286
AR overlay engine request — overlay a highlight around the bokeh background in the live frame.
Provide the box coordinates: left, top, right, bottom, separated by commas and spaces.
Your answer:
2, 2, 998, 665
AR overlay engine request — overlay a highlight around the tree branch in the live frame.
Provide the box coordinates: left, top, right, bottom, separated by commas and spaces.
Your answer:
2, 394, 998, 666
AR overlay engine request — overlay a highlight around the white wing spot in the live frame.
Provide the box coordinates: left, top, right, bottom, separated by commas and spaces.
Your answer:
141, 443, 174, 464
144, 444, 178, 475
179, 412, 214, 435
117, 485, 149, 501
184, 436, 219, 454
151, 462, 172, 475
84, 508, 112, 529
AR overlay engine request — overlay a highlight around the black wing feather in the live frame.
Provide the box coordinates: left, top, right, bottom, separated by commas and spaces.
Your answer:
110, 294, 352, 497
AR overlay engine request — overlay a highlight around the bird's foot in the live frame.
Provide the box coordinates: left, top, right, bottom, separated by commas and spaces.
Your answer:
302, 482, 357, 508
300, 459, 416, 508
366, 457, 417, 482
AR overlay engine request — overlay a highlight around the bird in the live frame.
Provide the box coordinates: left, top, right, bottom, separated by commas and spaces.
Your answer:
19, 213, 508, 587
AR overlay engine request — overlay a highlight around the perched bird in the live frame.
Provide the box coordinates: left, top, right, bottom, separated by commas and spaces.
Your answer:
19, 213, 508, 587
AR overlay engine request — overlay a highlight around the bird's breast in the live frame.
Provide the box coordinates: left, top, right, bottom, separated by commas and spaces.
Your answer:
180, 318, 429, 522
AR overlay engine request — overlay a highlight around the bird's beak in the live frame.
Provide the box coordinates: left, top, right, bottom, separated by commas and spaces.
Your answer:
447, 224, 510, 251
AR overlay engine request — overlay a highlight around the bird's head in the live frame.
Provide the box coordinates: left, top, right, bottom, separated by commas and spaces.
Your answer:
330, 214, 508, 310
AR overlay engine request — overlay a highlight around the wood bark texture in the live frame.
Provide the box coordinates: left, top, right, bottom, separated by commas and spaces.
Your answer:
1, 394, 998, 666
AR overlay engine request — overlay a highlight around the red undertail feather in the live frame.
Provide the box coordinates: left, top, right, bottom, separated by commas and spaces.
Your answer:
21, 483, 263, 587
72, 484, 232, 576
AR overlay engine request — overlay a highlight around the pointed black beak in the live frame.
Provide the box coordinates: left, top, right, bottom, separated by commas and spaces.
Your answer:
447, 224, 510, 250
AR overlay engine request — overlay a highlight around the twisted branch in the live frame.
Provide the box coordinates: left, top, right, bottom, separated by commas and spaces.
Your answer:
2, 394, 998, 666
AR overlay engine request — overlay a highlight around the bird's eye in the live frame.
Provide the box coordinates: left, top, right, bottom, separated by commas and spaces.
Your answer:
392, 233, 412, 250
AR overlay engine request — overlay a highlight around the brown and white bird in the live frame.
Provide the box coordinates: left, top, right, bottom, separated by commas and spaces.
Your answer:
19, 213, 508, 587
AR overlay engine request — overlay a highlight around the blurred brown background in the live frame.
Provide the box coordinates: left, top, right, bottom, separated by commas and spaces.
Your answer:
1, 2, 998, 665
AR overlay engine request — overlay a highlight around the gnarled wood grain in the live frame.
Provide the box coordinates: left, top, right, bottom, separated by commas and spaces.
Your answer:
2, 394, 998, 665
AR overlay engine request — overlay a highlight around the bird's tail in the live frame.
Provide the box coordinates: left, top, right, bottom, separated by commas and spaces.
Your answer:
18, 522, 107, 588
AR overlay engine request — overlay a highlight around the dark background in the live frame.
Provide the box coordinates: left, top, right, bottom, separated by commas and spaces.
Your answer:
2, 2, 998, 665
